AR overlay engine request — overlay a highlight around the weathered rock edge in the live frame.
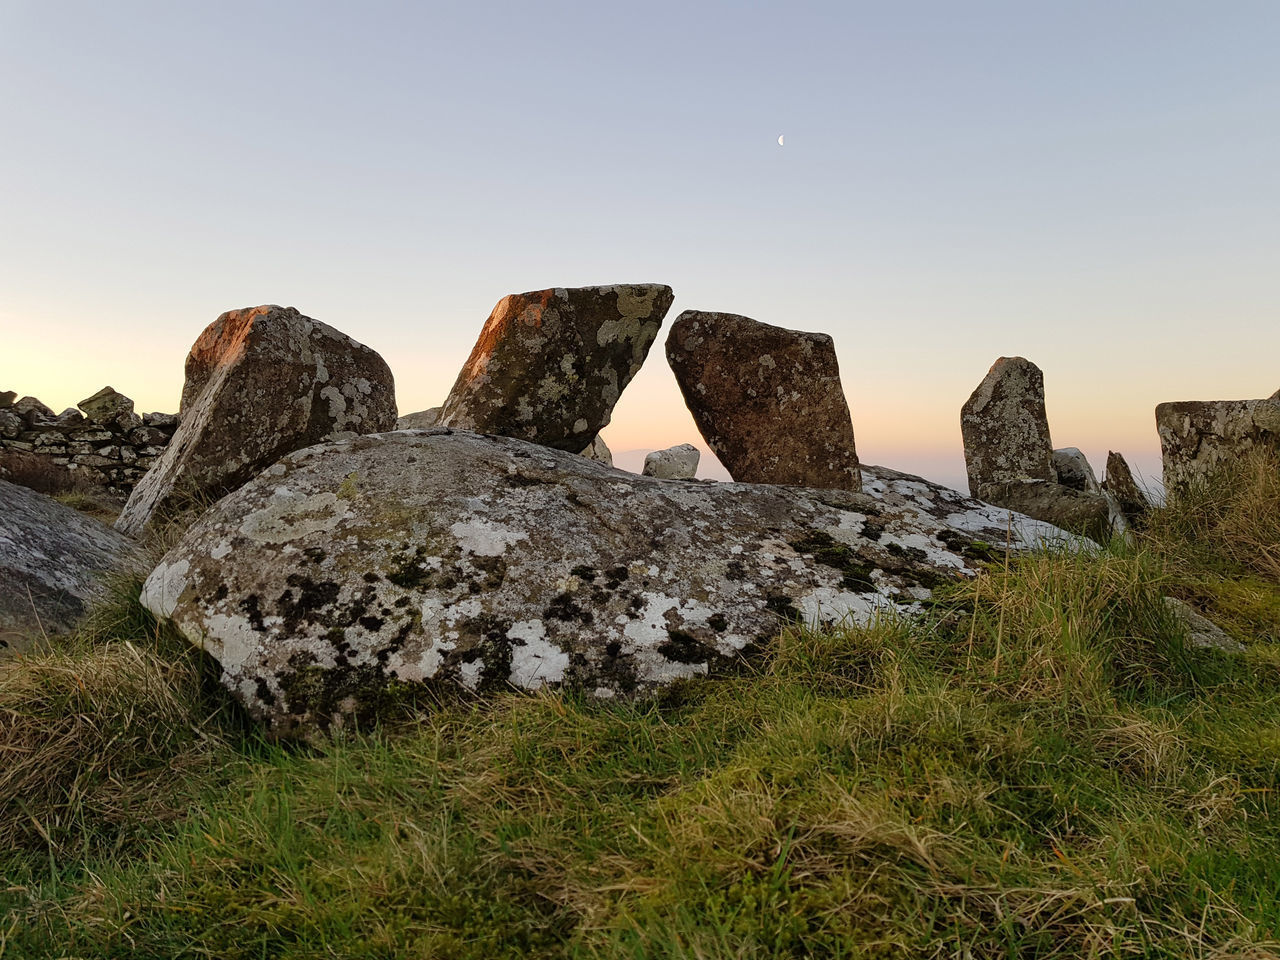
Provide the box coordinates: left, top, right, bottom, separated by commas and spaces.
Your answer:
141, 429, 1079, 738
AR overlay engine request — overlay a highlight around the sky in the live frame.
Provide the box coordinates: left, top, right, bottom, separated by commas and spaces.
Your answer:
2, 1, 1278, 493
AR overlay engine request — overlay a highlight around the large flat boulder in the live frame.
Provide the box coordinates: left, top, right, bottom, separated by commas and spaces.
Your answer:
961, 356, 1054, 494
1156, 398, 1280, 496
1, 480, 137, 654
141, 429, 1077, 738
665, 311, 861, 490
440, 284, 673, 451
116, 305, 396, 536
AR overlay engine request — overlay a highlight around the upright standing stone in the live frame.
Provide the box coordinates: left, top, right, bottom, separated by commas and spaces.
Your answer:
1155, 397, 1280, 496
440, 284, 674, 451
1102, 452, 1150, 523
115, 305, 396, 536
961, 357, 1054, 497
665, 311, 860, 490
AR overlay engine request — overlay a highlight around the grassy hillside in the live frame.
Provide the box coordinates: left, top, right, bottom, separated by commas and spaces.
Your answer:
3, 453, 1279, 958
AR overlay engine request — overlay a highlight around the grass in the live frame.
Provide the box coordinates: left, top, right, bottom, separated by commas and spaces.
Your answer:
2, 452, 1279, 957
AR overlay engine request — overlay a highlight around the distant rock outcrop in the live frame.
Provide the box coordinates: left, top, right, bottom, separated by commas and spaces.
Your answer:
1, 480, 137, 654
140, 429, 1078, 738
440, 284, 674, 451
396, 407, 442, 430
115, 305, 397, 536
642, 443, 699, 479
665, 311, 860, 490
1156, 397, 1280, 496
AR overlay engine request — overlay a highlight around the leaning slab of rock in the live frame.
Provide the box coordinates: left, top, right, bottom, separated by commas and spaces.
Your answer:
961, 357, 1055, 496
141, 429, 1078, 737
1051, 447, 1100, 494
665, 311, 860, 490
1102, 452, 1149, 524
579, 434, 612, 466
396, 407, 442, 430
643, 443, 699, 479
115, 305, 397, 536
1156, 397, 1280, 496
440, 284, 674, 451
1, 480, 137, 654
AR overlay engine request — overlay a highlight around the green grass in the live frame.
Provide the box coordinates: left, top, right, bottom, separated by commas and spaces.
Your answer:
3, 454, 1280, 958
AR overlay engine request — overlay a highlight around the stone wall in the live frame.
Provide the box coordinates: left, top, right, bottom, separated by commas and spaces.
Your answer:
0, 387, 177, 496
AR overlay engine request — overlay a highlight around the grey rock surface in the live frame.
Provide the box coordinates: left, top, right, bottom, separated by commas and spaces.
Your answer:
1156, 398, 1280, 496
1163, 597, 1245, 653
78, 386, 136, 426
1051, 447, 1100, 494
642, 443, 700, 479
0, 479, 138, 654
0, 391, 15, 408
396, 407, 442, 430
141, 429, 1079, 738
665, 311, 860, 490
974, 479, 1126, 543
14, 396, 55, 425
961, 357, 1055, 495
116, 305, 397, 536
441, 284, 673, 451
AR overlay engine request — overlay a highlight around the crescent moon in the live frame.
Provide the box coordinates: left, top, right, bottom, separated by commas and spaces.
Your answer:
778, 134, 784, 146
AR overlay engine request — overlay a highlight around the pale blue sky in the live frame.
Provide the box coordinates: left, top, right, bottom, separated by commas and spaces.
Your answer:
3, 1, 1278, 490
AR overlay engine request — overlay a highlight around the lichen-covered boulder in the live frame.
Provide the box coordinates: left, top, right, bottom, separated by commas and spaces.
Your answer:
440, 284, 674, 451
1, 480, 138, 654
643, 443, 699, 479
1102, 452, 1150, 524
140, 429, 1077, 738
115, 305, 396, 536
1156, 397, 1280, 496
665, 311, 860, 490
1051, 447, 1100, 494
961, 357, 1055, 496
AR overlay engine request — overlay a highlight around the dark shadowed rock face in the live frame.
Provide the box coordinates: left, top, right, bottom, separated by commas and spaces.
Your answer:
1, 480, 137, 654
665, 311, 860, 491
961, 357, 1054, 495
1102, 452, 1150, 523
1156, 398, 1280, 496
141, 430, 1077, 738
1051, 448, 1100, 494
115, 306, 396, 537
440, 284, 674, 451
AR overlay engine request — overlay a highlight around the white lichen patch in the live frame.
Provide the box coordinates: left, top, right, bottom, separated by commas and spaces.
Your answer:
794, 586, 897, 626
140, 558, 189, 619
449, 518, 528, 557
239, 488, 353, 543
508, 621, 569, 689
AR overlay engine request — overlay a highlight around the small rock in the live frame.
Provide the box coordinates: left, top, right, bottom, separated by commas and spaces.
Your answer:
961, 357, 1055, 494
1102, 452, 1150, 523
13, 396, 55, 425
441, 284, 674, 451
642, 443, 700, 479
55, 407, 86, 427
1051, 447, 1100, 494
396, 407, 442, 430
143, 412, 179, 429
579, 434, 613, 466
665, 311, 860, 490
78, 386, 135, 424
1163, 597, 1244, 653
0, 391, 15, 408
115, 305, 397, 536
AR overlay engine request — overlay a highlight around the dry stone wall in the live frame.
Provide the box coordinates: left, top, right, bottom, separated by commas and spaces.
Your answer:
0, 387, 177, 496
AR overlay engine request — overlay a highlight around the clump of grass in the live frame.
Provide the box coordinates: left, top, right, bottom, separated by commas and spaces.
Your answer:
0, 574, 239, 857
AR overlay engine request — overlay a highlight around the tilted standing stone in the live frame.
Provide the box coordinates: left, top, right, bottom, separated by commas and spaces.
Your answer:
1155, 397, 1280, 496
440, 284, 674, 452
665, 311, 861, 490
115, 305, 396, 536
961, 357, 1055, 497
1102, 451, 1150, 523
